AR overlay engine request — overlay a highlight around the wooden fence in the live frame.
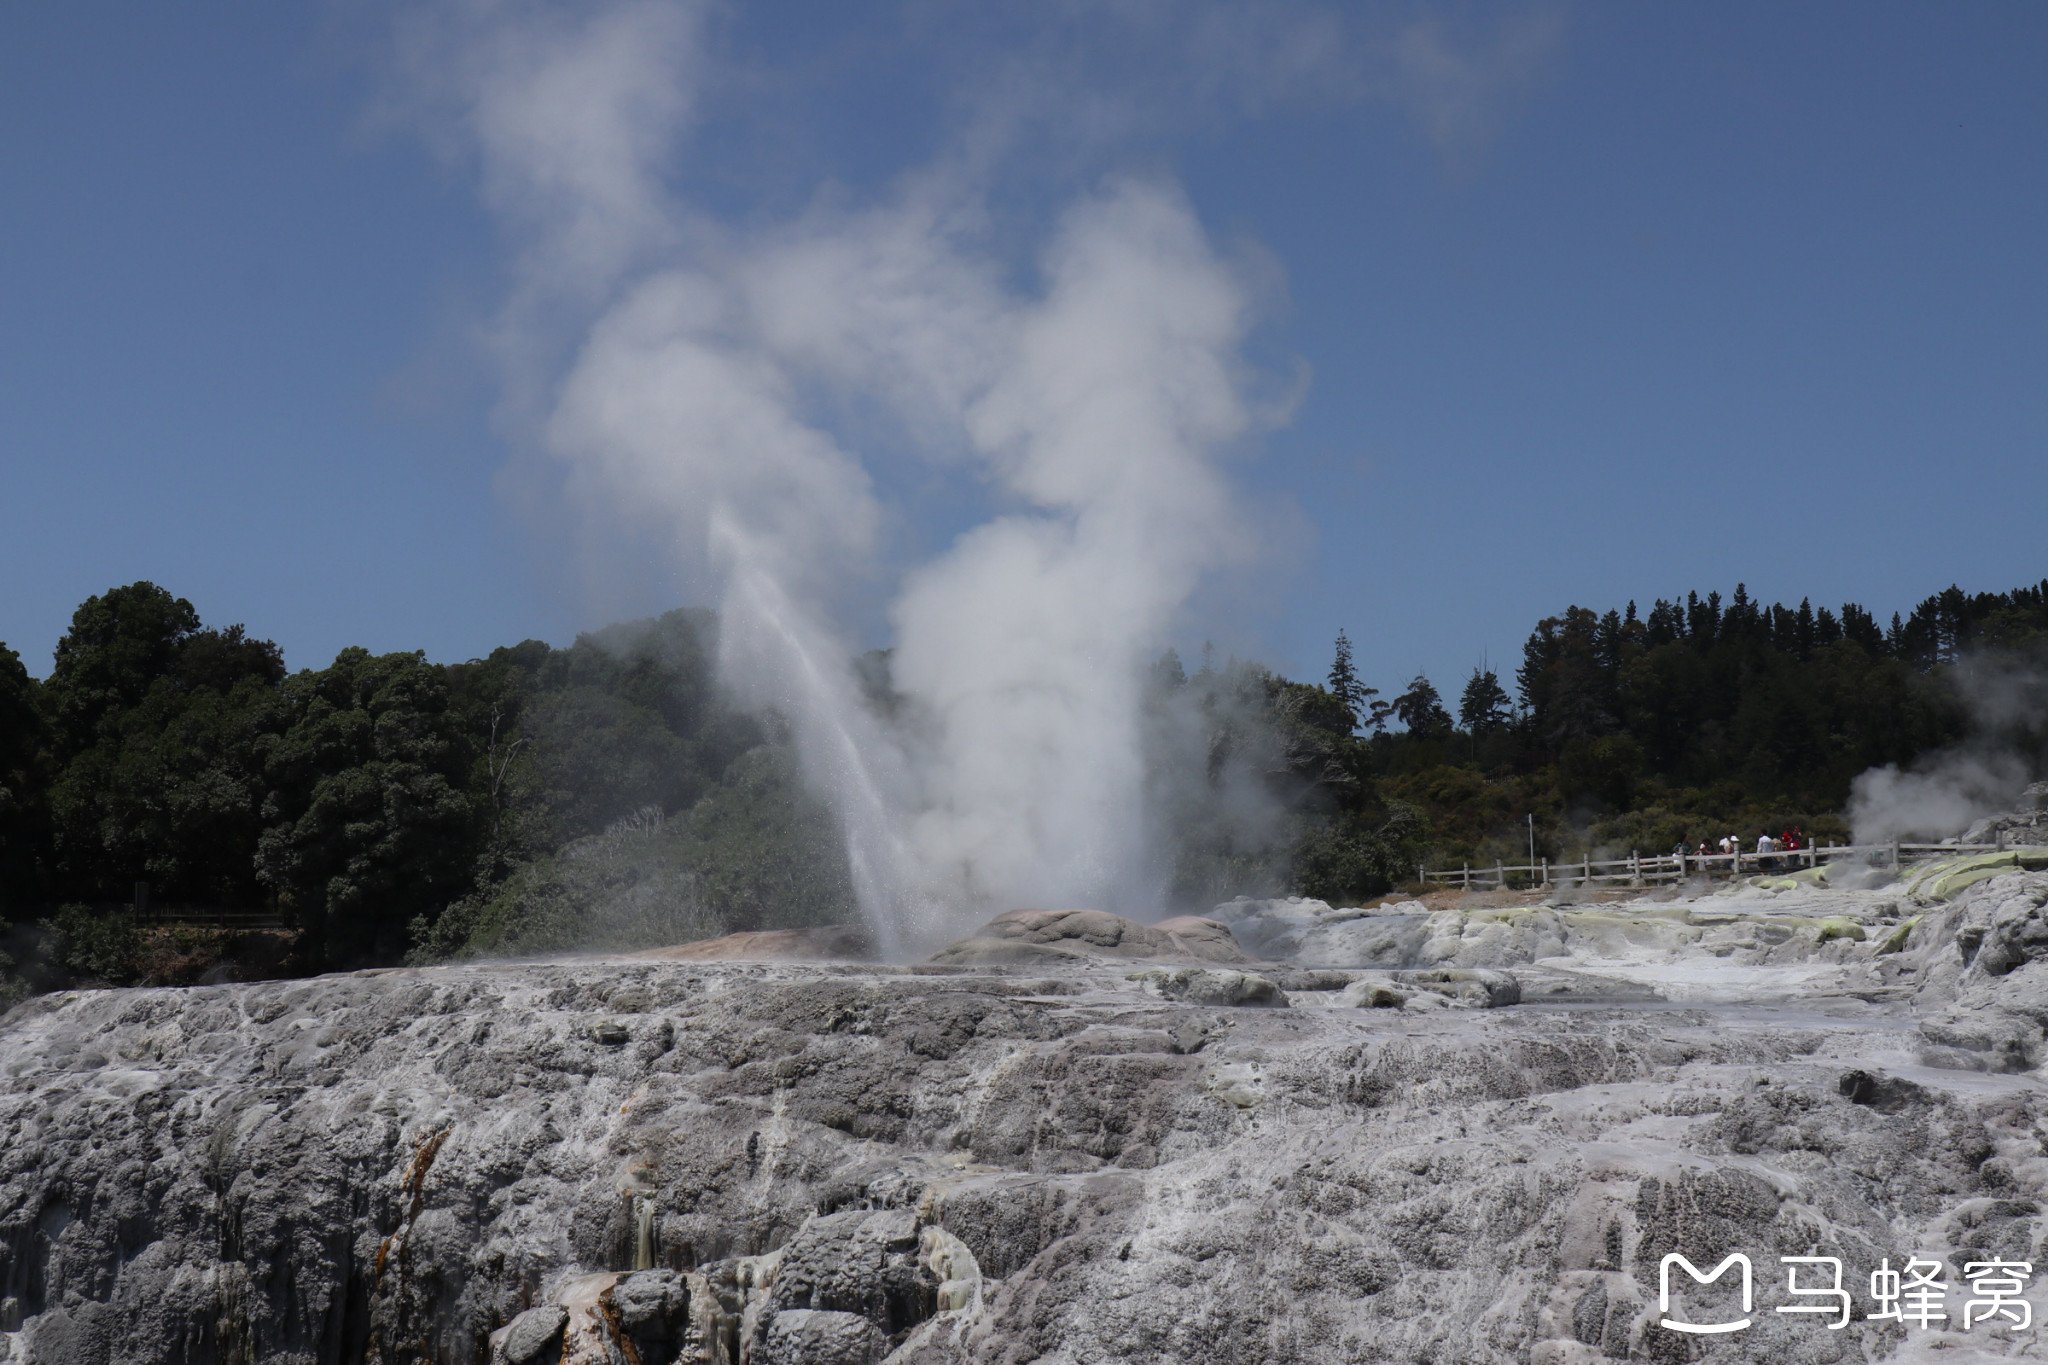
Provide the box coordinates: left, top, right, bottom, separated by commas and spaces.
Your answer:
132, 907, 293, 932
108, 883, 291, 931
1419, 838, 2019, 892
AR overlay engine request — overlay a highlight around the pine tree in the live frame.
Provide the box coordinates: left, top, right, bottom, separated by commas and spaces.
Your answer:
1458, 667, 1511, 734
1152, 648, 1187, 690
1327, 630, 1360, 731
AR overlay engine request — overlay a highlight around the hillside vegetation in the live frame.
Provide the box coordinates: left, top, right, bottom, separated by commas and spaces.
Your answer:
1307, 581, 2048, 892
1, 576, 2043, 989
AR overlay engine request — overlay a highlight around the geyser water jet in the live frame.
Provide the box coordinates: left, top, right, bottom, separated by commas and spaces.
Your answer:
404, 1, 1280, 947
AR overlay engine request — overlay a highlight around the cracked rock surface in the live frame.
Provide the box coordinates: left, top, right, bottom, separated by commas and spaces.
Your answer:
4, 874, 2048, 1362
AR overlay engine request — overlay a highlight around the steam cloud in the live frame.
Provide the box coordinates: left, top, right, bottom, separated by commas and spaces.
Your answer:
1847, 753, 2030, 845
387, 0, 1306, 950
1849, 654, 2048, 843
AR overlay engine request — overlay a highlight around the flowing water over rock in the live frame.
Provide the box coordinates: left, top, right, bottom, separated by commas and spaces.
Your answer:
6, 865, 2048, 1362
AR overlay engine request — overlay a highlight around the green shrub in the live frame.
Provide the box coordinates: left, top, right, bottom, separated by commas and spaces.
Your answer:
43, 903, 142, 986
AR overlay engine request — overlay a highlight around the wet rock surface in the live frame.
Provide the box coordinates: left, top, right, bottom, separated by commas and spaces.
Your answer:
5, 873, 2048, 1361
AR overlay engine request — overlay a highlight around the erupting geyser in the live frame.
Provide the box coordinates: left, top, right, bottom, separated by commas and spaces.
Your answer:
402, 0, 1278, 951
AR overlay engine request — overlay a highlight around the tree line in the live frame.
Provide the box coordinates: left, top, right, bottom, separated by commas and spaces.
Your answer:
0, 583, 852, 991
2, 575, 2041, 991
1294, 579, 2048, 890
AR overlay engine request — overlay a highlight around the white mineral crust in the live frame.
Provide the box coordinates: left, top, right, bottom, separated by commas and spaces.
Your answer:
4, 869, 2048, 1362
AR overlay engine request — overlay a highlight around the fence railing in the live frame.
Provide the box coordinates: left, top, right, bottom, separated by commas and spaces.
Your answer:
1419, 838, 2018, 892
132, 907, 293, 931
101, 882, 292, 931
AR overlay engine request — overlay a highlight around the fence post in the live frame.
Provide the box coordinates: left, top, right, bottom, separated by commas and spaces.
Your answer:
1463, 863, 1471, 891
1890, 839, 1900, 870
1540, 857, 1548, 889
1495, 860, 1504, 890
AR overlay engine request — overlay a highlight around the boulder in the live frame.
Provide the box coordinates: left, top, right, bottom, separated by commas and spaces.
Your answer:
1167, 1019, 1212, 1053
499, 1305, 567, 1365
1131, 967, 1286, 1008
1151, 915, 1259, 962
924, 909, 1254, 967
1337, 978, 1410, 1009
610, 1268, 687, 1340
768, 1208, 935, 1338
1390, 967, 1522, 1008
1208, 897, 1434, 967
760, 1309, 887, 1365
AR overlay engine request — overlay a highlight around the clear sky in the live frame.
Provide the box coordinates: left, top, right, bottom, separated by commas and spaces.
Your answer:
3, 2, 2043, 702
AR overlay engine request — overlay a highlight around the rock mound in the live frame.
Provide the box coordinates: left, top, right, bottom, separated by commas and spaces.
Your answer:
1130, 966, 1287, 1007
923, 908, 1253, 967
1962, 779, 2048, 847
1208, 896, 1434, 967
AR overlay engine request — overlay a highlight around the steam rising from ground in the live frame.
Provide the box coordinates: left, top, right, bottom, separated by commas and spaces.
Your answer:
1848, 753, 2030, 844
1850, 654, 2048, 843
394, 1, 1286, 949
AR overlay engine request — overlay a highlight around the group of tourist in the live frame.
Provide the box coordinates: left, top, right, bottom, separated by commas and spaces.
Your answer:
1671, 826, 1810, 871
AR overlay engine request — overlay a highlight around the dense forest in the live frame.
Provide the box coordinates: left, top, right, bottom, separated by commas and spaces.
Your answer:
1303, 580, 2048, 890
0, 584, 853, 995
1, 576, 2043, 995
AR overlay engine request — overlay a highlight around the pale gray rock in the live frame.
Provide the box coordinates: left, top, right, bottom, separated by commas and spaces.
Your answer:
924, 909, 1254, 967
1962, 782, 2048, 846
1336, 978, 1409, 1009
610, 1268, 685, 1338
767, 1208, 933, 1339
500, 1304, 567, 1363
2, 874, 2047, 1362
761, 1308, 885, 1365
1391, 967, 1521, 1007
1131, 967, 1285, 1007
1208, 897, 1433, 966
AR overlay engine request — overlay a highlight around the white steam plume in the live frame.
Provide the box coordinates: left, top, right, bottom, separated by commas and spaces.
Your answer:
1848, 754, 2031, 845
393, 2, 1279, 948
1848, 653, 2048, 844
890, 185, 1254, 914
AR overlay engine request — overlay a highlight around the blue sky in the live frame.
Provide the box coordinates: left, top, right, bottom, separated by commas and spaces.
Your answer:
3, 1, 2043, 701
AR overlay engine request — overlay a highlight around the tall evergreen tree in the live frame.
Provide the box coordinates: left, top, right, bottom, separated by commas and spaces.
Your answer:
1458, 667, 1511, 734
1326, 630, 1361, 732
